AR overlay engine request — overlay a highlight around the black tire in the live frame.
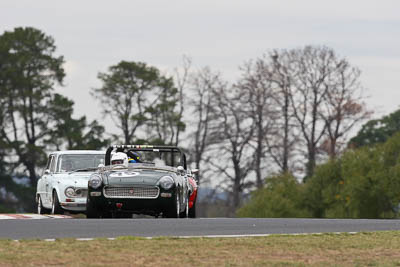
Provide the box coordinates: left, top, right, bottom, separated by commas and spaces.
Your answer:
166, 191, 180, 218
180, 195, 189, 218
51, 191, 64, 215
37, 195, 50, 215
86, 197, 100, 218
189, 201, 196, 218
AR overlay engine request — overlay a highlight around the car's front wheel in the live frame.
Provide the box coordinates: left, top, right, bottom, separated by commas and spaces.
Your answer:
86, 197, 100, 218
51, 191, 64, 215
189, 201, 196, 218
166, 191, 180, 218
37, 195, 50, 215
180, 194, 189, 218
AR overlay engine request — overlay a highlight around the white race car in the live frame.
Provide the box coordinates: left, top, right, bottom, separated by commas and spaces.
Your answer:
36, 150, 105, 215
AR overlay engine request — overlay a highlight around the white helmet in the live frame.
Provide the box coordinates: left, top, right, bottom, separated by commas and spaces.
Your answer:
111, 152, 128, 167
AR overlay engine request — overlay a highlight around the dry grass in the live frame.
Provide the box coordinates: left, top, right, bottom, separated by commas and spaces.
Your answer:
1, 231, 400, 266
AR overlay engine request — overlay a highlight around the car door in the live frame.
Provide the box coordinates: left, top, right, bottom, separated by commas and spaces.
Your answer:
37, 154, 51, 206
42, 154, 56, 206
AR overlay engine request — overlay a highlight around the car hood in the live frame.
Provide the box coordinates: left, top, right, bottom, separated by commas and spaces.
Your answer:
105, 170, 174, 186
54, 173, 92, 188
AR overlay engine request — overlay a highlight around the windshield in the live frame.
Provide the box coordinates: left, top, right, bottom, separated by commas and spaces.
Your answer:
127, 150, 182, 168
56, 154, 105, 173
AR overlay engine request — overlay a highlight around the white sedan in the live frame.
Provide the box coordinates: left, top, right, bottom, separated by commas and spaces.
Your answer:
36, 150, 105, 215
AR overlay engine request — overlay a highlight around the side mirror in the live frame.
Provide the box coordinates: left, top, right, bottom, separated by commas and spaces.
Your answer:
192, 169, 199, 174
44, 169, 50, 175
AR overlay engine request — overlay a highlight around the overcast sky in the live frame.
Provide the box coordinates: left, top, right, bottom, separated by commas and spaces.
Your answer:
1, 0, 400, 136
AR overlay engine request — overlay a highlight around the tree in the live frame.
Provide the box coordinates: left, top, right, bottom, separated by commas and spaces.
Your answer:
145, 76, 183, 145
303, 158, 344, 218
44, 94, 109, 150
349, 109, 400, 148
305, 132, 400, 219
93, 61, 184, 145
0, 27, 65, 187
82, 120, 110, 150
237, 173, 310, 218
209, 83, 255, 213
0, 104, 15, 212
188, 67, 222, 184
237, 59, 276, 188
319, 59, 371, 158
269, 51, 301, 174
286, 46, 335, 178
270, 46, 369, 178
343, 134, 400, 218
93, 61, 155, 144
172, 55, 191, 146
237, 52, 303, 185
238, 132, 400, 219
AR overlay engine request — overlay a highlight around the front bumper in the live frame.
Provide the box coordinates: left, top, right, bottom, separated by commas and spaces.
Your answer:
60, 198, 87, 211
88, 187, 175, 215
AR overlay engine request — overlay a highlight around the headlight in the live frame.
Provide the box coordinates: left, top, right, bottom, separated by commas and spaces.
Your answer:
65, 187, 76, 197
89, 174, 102, 189
159, 176, 174, 190
65, 187, 85, 197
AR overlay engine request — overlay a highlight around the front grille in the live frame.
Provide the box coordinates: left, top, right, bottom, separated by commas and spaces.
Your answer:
103, 186, 159, 199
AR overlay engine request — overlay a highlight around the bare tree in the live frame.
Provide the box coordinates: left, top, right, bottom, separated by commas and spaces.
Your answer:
237, 59, 275, 188
282, 46, 340, 178
268, 51, 300, 174
209, 84, 255, 213
173, 55, 192, 146
188, 67, 223, 185
271, 45, 371, 178
237, 52, 301, 182
319, 60, 371, 158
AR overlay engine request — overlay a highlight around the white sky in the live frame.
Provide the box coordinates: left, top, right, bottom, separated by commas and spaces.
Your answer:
1, 0, 400, 136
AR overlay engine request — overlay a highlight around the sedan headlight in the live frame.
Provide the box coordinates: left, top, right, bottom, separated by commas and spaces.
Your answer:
88, 174, 102, 189
65, 187, 76, 197
159, 176, 174, 190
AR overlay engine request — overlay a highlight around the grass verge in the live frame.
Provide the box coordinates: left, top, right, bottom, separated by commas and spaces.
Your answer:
1, 231, 400, 266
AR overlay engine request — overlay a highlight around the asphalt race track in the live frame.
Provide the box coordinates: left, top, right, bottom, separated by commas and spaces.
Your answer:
1, 218, 400, 240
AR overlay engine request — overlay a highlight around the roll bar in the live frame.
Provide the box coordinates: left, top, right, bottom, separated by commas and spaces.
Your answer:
104, 145, 187, 169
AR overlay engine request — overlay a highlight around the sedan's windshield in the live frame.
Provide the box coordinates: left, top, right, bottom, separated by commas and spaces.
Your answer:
56, 154, 104, 173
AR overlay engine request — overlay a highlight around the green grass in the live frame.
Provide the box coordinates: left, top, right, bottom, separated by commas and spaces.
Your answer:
1, 232, 400, 266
